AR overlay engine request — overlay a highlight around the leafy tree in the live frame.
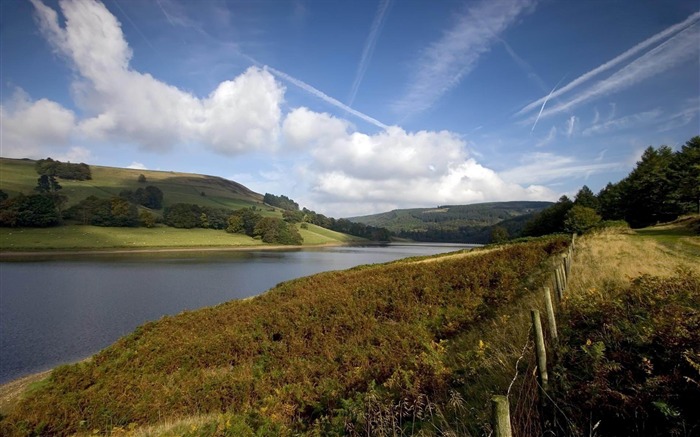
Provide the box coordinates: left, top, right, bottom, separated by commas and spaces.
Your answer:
138, 174, 147, 183
490, 226, 509, 243
139, 210, 156, 228
282, 209, 304, 223
227, 208, 263, 236
254, 217, 303, 245
522, 196, 574, 237
35, 158, 91, 180
263, 193, 299, 211
0, 194, 61, 227
226, 214, 244, 234
163, 203, 201, 228
564, 205, 601, 234
109, 197, 139, 227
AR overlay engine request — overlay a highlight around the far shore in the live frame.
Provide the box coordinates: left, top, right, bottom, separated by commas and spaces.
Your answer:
0, 242, 364, 260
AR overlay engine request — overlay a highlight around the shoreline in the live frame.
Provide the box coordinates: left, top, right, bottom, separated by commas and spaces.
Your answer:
0, 242, 360, 260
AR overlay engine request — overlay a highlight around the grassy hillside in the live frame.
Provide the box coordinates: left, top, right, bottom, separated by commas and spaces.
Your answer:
348, 201, 552, 243
0, 158, 365, 249
0, 157, 263, 211
1, 220, 698, 436
0, 237, 568, 436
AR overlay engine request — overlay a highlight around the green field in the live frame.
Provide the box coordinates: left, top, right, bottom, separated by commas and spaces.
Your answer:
0, 223, 363, 252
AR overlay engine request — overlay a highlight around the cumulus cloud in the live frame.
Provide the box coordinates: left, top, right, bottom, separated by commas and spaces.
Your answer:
30, 0, 284, 154
282, 109, 555, 214
0, 89, 76, 158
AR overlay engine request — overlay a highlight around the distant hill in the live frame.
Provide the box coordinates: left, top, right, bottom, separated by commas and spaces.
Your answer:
348, 201, 553, 243
0, 157, 264, 212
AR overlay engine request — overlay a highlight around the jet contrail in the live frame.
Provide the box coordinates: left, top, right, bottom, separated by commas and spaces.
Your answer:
518, 10, 700, 117
265, 66, 389, 130
347, 0, 393, 107
531, 75, 565, 133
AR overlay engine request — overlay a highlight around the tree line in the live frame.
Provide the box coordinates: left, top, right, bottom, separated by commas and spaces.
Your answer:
523, 136, 700, 236
262, 193, 391, 241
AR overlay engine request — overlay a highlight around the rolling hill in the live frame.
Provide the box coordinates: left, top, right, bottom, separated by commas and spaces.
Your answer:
0, 157, 263, 211
348, 201, 553, 243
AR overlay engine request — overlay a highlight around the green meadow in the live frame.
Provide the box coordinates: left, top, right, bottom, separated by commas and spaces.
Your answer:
0, 223, 362, 252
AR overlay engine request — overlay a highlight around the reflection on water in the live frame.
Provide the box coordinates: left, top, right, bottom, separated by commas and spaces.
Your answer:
0, 243, 475, 383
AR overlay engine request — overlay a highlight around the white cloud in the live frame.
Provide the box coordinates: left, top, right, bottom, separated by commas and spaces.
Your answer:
281, 109, 555, 214
582, 109, 662, 136
127, 162, 147, 170
0, 89, 76, 158
31, 0, 284, 154
535, 126, 557, 148
283, 107, 351, 150
500, 152, 621, 185
392, 0, 535, 117
55, 146, 93, 163
566, 116, 577, 138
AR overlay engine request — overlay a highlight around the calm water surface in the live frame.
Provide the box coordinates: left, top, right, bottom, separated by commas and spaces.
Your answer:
0, 243, 472, 383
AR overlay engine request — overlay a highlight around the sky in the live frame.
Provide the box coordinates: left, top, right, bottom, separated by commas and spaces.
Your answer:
1, 0, 698, 217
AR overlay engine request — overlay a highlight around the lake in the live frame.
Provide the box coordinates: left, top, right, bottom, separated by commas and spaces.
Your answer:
0, 243, 473, 384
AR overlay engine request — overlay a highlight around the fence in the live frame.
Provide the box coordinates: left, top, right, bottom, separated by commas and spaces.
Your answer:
492, 234, 575, 437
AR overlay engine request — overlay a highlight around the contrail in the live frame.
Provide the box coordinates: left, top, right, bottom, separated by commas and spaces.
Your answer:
347, 0, 392, 107
265, 66, 389, 130
531, 75, 565, 133
518, 10, 700, 116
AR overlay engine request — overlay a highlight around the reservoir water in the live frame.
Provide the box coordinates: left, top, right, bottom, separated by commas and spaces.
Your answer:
0, 243, 472, 384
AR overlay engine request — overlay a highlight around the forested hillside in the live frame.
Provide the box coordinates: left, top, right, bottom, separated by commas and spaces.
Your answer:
349, 201, 552, 243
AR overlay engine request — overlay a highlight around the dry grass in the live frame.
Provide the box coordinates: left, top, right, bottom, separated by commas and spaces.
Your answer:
567, 226, 699, 296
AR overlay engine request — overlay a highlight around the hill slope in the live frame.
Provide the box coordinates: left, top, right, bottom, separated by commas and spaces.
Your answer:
0, 157, 263, 211
349, 201, 553, 243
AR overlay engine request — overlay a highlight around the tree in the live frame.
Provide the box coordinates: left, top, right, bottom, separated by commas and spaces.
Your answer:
522, 196, 574, 237
490, 226, 509, 243
0, 190, 8, 202
253, 217, 303, 245
35, 174, 61, 194
574, 185, 599, 210
139, 210, 156, 228
138, 174, 147, 183
0, 194, 61, 227
226, 214, 244, 233
668, 136, 700, 214
597, 182, 625, 221
564, 205, 601, 234
622, 146, 675, 227
227, 208, 262, 236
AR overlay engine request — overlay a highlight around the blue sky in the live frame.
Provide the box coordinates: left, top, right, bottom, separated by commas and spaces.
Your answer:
1, 0, 698, 216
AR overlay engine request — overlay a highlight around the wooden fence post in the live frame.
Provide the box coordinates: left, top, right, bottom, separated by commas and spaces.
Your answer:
531, 309, 549, 391
543, 287, 558, 343
491, 395, 513, 437
554, 268, 563, 301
